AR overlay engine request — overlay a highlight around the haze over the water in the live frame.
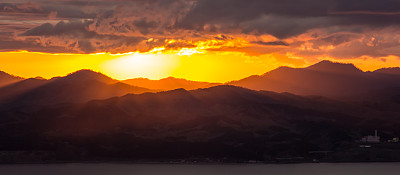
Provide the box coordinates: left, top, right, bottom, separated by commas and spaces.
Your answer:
1, 163, 400, 175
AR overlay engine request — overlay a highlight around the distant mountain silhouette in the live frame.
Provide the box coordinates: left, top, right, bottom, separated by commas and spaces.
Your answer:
59, 69, 118, 84
0, 71, 24, 87
32, 85, 380, 137
229, 60, 400, 97
0, 77, 47, 103
373, 67, 400, 75
123, 77, 220, 91
1, 85, 400, 162
0, 69, 152, 106
2, 63, 400, 162
305, 60, 363, 74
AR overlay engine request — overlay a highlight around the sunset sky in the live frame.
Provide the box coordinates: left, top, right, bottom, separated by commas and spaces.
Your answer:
1, 0, 400, 82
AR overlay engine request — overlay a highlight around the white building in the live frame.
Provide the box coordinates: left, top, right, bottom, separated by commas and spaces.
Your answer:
388, 137, 399, 143
360, 130, 380, 143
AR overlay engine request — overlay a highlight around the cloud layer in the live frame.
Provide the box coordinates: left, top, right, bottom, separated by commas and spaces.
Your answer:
1, 0, 400, 60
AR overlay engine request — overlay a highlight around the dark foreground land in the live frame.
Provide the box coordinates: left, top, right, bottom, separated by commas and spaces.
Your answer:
1, 85, 400, 163
2, 163, 400, 175
1, 62, 400, 163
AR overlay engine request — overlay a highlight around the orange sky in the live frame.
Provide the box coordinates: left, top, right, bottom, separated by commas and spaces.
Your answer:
2, 1, 400, 82
0, 0, 400, 82
1, 49, 400, 83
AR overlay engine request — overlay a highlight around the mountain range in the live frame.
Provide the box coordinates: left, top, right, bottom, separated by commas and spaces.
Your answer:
0, 70, 152, 106
1, 60, 400, 162
0, 71, 24, 87
123, 77, 220, 91
4, 60, 400, 98
229, 60, 400, 97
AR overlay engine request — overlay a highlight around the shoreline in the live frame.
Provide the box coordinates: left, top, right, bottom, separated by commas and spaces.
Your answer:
1, 160, 400, 165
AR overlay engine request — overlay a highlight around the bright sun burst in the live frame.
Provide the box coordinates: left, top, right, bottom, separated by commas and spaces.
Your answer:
177, 48, 204, 56
100, 52, 180, 80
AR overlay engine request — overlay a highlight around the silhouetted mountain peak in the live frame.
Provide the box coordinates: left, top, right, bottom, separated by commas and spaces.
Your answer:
229, 60, 388, 97
163, 88, 188, 94
63, 69, 117, 84
123, 76, 220, 91
160, 77, 212, 83
198, 85, 246, 92
0, 71, 24, 87
306, 60, 362, 74
374, 67, 400, 75
192, 85, 273, 103
67, 69, 103, 77
0, 71, 22, 79
158, 77, 185, 83
264, 66, 295, 75
33, 76, 46, 80
162, 77, 179, 80
195, 85, 257, 96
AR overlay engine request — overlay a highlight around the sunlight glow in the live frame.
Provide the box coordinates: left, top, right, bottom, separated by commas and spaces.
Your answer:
100, 53, 180, 80
178, 48, 204, 56
2, 35, 400, 83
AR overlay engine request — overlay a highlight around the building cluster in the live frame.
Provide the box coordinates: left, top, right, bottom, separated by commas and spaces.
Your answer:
360, 130, 380, 143
359, 130, 399, 143
388, 137, 399, 143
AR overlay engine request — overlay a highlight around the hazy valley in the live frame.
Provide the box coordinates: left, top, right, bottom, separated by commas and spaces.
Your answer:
1, 60, 400, 163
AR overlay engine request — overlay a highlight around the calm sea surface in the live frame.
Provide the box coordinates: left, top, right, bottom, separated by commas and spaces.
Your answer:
0, 163, 399, 175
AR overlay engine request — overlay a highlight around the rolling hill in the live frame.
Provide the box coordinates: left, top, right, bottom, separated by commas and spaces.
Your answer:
123, 77, 220, 91
1, 62, 400, 162
0, 71, 24, 87
229, 60, 400, 97
0, 69, 153, 106
1, 85, 400, 162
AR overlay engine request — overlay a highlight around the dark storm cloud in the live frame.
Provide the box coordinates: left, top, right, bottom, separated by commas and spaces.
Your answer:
0, 35, 71, 53
1, 0, 400, 58
214, 35, 227, 40
178, 0, 330, 26
285, 28, 400, 59
0, 2, 43, 13
177, 0, 400, 38
328, 33, 400, 58
22, 21, 96, 38
19, 20, 146, 53
0, 1, 96, 19
252, 41, 289, 46
77, 40, 96, 53
165, 41, 196, 49
132, 18, 159, 35
319, 33, 361, 46
333, 0, 400, 13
